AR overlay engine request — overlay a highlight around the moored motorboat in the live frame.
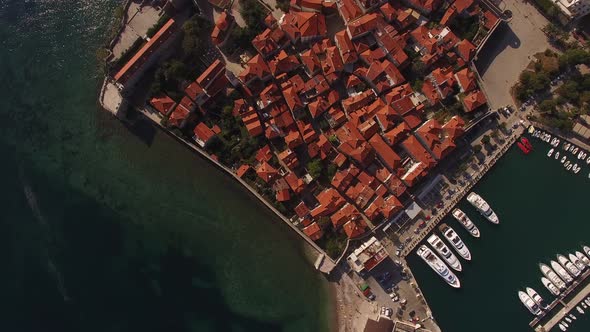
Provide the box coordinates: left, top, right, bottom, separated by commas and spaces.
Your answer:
540, 263, 567, 290
558, 323, 566, 331
526, 287, 546, 308
451, 208, 480, 238
548, 148, 554, 157
517, 141, 530, 154
555, 151, 560, 159
583, 245, 590, 257
585, 299, 590, 306
565, 142, 571, 150
439, 224, 471, 260
561, 156, 567, 163
576, 306, 584, 314
427, 234, 462, 272
569, 253, 585, 271
582, 302, 588, 310
541, 277, 561, 296
551, 260, 574, 284
518, 291, 542, 316
586, 156, 590, 164
569, 313, 576, 320
564, 160, 571, 168
417, 245, 461, 288
558, 254, 581, 277
575, 251, 590, 267
573, 147, 579, 154
466, 192, 499, 224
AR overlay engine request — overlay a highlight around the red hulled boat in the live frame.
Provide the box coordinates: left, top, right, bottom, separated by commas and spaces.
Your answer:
517, 141, 531, 154
521, 137, 533, 150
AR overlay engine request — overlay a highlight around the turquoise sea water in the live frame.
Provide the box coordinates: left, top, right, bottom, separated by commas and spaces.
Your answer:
0, 1, 330, 331
408, 142, 590, 332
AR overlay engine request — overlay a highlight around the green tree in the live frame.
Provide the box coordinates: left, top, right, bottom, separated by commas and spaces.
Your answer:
411, 60, 427, 77
481, 135, 491, 145
307, 159, 323, 179
473, 144, 482, 153
539, 99, 557, 113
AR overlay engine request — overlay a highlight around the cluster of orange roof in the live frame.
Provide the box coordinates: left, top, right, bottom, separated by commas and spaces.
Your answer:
223, 1, 490, 241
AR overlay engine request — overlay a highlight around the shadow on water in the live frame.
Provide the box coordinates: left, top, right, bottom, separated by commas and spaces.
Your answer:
475, 23, 522, 75
0, 149, 281, 332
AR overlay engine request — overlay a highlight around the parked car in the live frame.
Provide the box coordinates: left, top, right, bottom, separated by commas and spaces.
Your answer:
390, 293, 399, 302
380, 307, 393, 317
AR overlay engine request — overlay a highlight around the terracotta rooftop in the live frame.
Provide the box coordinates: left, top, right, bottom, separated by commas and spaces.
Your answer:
256, 161, 279, 183
339, 0, 364, 23
455, 67, 477, 93
369, 134, 402, 171
280, 12, 327, 42
312, 188, 346, 218
462, 89, 487, 112
303, 222, 324, 241
168, 104, 190, 127
149, 94, 175, 115
236, 164, 251, 178
193, 122, 216, 145
456, 39, 476, 62
331, 203, 361, 228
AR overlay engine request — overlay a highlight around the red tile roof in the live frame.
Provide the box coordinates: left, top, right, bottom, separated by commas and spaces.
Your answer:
294, 201, 310, 218
193, 122, 216, 145
300, 49, 321, 75
369, 134, 402, 171
285, 172, 306, 193
239, 55, 271, 84
168, 104, 190, 127
347, 13, 383, 39
342, 90, 375, 113
285, 130, 304, 149
483, 10, 499, 30
256, 145, 273, 163
462, 89, 487, 112
442, 115, 465, 140
455, 67, 477, 93
331, 165, 360, 192
343, 218, 368, 238
276, 188, 291, 202
312, 188, 346, 218
303, 222, 324, 241
280, 12, 327, 42
339, 0, 364, 23
334, 30, 358, 64
401, 134, 436, 168
236, 164, 251, 178
278, 149, 299, 170
149, 94, 175, 115
456, 39, 476, 62
406, 0, 442, 14
330, 203, 361, 228
256, 161, 279, 183
415, 119, 443, 160
114, 19, 176, 85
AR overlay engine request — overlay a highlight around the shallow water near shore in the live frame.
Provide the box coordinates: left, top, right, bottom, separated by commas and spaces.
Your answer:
407, 142, 590, 332
0, 1, 331, 331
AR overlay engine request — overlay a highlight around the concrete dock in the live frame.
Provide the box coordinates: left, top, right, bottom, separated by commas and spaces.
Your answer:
531, 269, 590, 331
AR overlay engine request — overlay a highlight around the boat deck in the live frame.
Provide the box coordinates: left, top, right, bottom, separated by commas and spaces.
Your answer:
531, 269, 590, 331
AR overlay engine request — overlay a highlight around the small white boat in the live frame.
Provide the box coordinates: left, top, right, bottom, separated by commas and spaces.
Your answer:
565, 317, 572, 323
573, 164, 580, 174
566, 164, 572, 171
518, 291, 542, 316
583, 245, 590, 257
569, 313, 576, 320
440, 224, 471, 261
558, 254, 581, 277
575, 251, 590, 267
565, 142, 571, 150
555, 138, 561, 146
569, 253, 585, 271
570, 145, 576, 152
582, 302, 588, 309
427, 234, 462, 272
540, 264, 567, 290
573, 147, 579, 154
548, 148, 554, 157
586, 156, 590, 164
585, 299, 590, 306
541, 277, 561, 296
558, 322, 566, 331
552, 260, 574, 284
561, 156, 567, 163
563, 320, 570, 328
555, 151, 560, 159
451, 208, 480, 238
578, 150, 585, 159
417, 245, 461, 288
526, 287, 546, 308
576, 306, 584, 314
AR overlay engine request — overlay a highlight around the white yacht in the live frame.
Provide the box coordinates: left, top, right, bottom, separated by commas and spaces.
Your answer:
565, 142, 571, 150
526, 287, 546, 308
586, 156, 590, 164
575, 251, 590, 267
561, 156, 567, 163
558, 254, 581, 277
451, 209, 480, 238
558, 322, 566, 331
569, 253, 586, 271
586, 299, 590, 306
573, 147, 579, 154
548, 148, 554, 157
417, 245, 461, 288
576, 306, 584, 314
427, 234, 462, 272
518, 291, 542, 316
440, 224, 471, 261
570, 313, 577, 320
583, 245, 590, 257
466, 192, 499, 224
555, 151, 560, 160
540, 263, 567, 290
551, 260, 574, 284
541, 277, 561, 296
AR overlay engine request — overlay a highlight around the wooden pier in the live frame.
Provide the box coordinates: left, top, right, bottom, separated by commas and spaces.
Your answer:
530, 269, 590, 331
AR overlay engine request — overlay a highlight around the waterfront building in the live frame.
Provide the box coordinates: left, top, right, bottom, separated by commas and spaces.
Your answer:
347, 236, 389, 274
553, 0, 590, 20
